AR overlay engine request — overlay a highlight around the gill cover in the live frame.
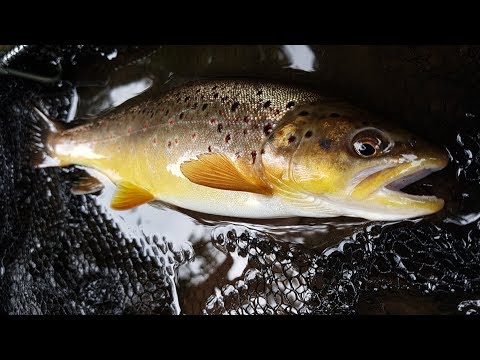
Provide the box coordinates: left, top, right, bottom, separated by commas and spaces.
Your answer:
261, 106, 354, 196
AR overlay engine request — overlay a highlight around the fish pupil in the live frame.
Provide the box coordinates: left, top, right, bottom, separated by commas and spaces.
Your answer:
355, 141, 376, 157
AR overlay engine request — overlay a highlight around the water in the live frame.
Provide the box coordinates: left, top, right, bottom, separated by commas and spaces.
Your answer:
2, 45, 480, 314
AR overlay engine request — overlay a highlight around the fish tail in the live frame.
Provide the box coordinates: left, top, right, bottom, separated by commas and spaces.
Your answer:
30, 105, 66, 168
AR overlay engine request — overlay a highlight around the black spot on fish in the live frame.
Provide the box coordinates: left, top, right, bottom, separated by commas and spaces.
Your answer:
261, 149, 265, 155
257, 90, 263, 96
225, 134, 231, 143
213, 93, 219, 99
193, 102, 198, 109
263, 101, 271, 108
167, 141, 172, 148
243, 129, 248, 135
288, 135, 296, 143
184, 96, 190, 102
208, 146, 212, 152
217, 123, 223, 133
231, 102, 240, 112
179, 112, 184, 119
196, 89, 201, 93
165, 109, 169, 116
251, 151, 257, 164
329, 113, 340, 118
319, 138, 332, 150
305, 130, 313, 138
243, 116, 250, 124
202, 104, 208, 111
212, 85, 218, 91
221, 96, 228, 101
286, 101, 295, 109
299, 111, 309, 117
263, 123, 273, 136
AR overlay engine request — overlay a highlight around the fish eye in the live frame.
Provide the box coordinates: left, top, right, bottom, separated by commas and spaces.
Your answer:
351, 128, 391, 158
354, 139, 377, 157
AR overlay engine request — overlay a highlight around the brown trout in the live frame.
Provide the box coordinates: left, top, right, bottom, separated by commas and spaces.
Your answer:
32, 79, 449, 220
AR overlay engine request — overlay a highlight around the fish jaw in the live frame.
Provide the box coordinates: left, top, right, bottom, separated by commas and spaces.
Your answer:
347, 155, 448, 219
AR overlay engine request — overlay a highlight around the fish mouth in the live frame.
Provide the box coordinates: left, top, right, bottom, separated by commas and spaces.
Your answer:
352, 157, 448, 216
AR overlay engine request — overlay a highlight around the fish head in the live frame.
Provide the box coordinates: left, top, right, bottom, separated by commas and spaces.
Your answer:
261, 103, 449, 220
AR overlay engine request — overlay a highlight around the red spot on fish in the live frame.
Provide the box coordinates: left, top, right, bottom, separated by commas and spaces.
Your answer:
243, 116, 250, 124
175, 138, 179, 145
251, 151, 257, 164
208, 146, 212, 152
144, 123, 148, 129
210, 118, 216, 124
153, 136, 157, 144
192, 133, 197, 139
169, 119, 174, 126
128, 127, 132, 134
252, 124, 260, 130
225, 134, 231, 143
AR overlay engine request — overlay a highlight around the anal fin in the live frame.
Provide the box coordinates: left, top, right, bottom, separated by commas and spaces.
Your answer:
111, 181, 155, 210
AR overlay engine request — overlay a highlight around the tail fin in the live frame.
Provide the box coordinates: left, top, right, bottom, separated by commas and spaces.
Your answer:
30, 105, 66, 168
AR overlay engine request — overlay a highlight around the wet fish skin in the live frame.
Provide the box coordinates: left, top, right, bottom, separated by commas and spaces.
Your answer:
34, 79, 449, 220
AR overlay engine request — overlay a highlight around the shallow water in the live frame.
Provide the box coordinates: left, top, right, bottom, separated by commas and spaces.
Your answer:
1, 45, 480, 314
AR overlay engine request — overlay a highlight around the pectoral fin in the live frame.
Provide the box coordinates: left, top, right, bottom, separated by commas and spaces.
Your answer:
180, 153, 272, 195
111, 181, 154, 210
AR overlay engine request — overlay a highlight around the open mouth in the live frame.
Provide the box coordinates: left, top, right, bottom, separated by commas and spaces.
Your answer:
371, 159, 448, 214
351, 157, 448, 213
384, 167, 441, 200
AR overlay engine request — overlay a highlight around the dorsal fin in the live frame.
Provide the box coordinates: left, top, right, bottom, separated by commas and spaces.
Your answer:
111, 181, 154, 210
180, 153, 273, 195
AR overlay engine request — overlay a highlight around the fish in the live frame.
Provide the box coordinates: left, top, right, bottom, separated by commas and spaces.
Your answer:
31, 79, 449, 221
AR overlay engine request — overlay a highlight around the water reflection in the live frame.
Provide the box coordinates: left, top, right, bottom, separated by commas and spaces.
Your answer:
281, 45, 316, 72
84, 168, 207, 250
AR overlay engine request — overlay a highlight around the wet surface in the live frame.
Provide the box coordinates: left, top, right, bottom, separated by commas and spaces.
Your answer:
1, 45, 480, 314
